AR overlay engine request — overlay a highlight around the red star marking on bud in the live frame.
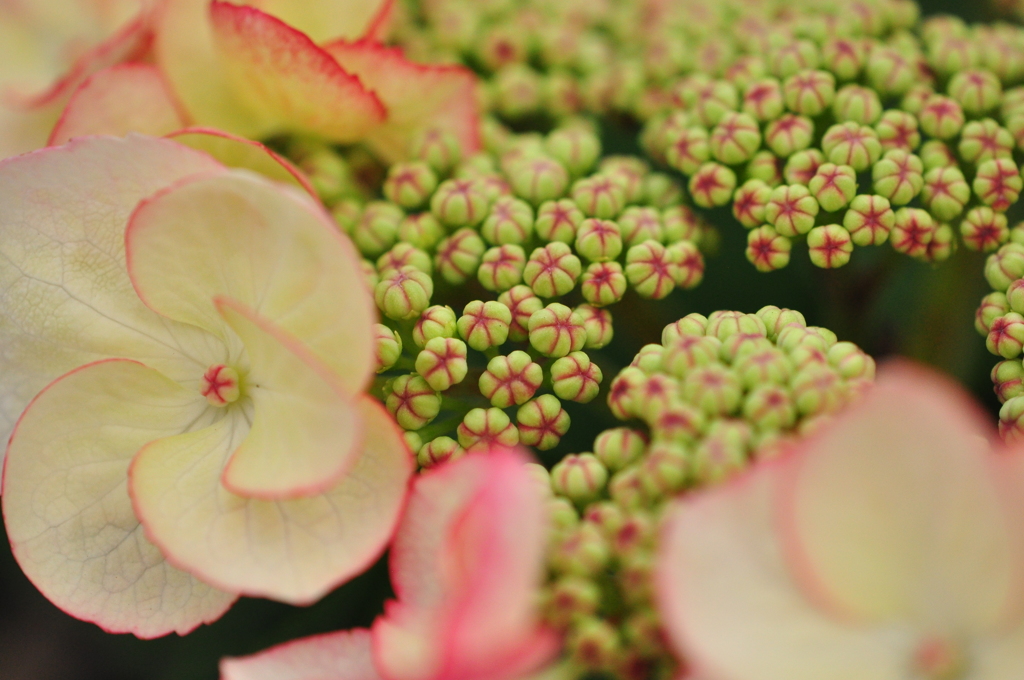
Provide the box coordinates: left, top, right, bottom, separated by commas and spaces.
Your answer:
201, 364, 240, 406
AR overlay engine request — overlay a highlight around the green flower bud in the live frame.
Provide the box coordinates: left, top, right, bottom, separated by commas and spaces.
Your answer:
784, 148, 826, 186
977, 292, 1010, 334
948, 68, 1002, 115
770, 39, 821, 78
833, 85, 882, 124
961, 207, 1009, 252
683, 364, 743, 416
458, 299, 512, 351
765, 113, 814, 158
664, 126, 710, 175
434, 228, 485, 284
608, 464, 646, 510
923, 223, 956, 263
921, 166, 970, 221
875, 110, 921, 152
535, 199, 584, 243
457, 407, 519, 452
642, 172, 685, 209
872, 149, 923, 205
783, 69, 835, 116
807, 224, 854, 269
375, 266, 433, 320
1000, 396, 1024, 442
518, 395, 570, 450
710, 112, 761, 165
600, 156, 648, 205
607, 366, 646, 420
546, 127, 602, 177
354, 201, 402, 257
688, 162, 737, 208
383, 161, 438, 209
743, 384, 797, 431
808, 163, 857, 213
742, 78, 785, 121
732, 180, 772, 228
821, 122, 881, 171
974, 159, 1023, 212
572, 174, 626, 218
632, 344, 666, 375
481, 196, 534, 246
693, 419, 751, 483
790, 364, 846, 415
567, 616, 621, 670
986, 244, 1024, 291
988, 313, 1024, 358
386, 374, 441, 430
918, 95, 964, 140
455, 152, 497, 178
746, 150, 784, 187
662, 205, 702, 242
397, 212, 445, 251
575, 218, 623, 262
529, 303, 587, 357
361, 259, 379, 292
959, 119, 1014, 165
580, 261, 627, 307
493, 63, 542, 119
478, 350, 543, 408
692, 78, 739, 127
1008, 280, 1024, 316
524, 241, 582, 297
431, 178, 490, 228
576, 304, 614, 349
377, 243, 432, 276
660, 334, 719, 379
498, 284, 543, 342
844, 194, 895, 246
625, 241, 678, 299
551, 351, 603, 403
415, 337, 468, 391
927, 36, 979, 77
594, 428, 647, 472
919, 140, 956, 171
866, 48, 916, 96
508, 155, 570, 206
374, 324, 402, 373
993, 360, 1024, 403
707, 310, 767, 342
417, 436, 464, 469
403, 431, 422, 456
477, 244, 527, 292
552, 453, 609, 503
733, 343, 790, 385
828, 341, 876, 380
746, 226, 792, 272
640, 441, 689, 499
890, 207, 936, 258
765, 184, 819, 237
411, 128, 462, 174
413, 305, 457, 348
777, 324, 830, 353
331, 199, 360, 236
617, 207, 664, 247
822, 38, 866, 81
545, 576, 601, 627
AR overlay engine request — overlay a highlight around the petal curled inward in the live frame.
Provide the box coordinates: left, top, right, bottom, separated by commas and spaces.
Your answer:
324, 41, 480, 163
129, 395, 412, 603
373, 449, 555, 680
126, 170, 376, 393
220, 628, 382, 680
49, 64, 187, 145
215, 298, 364, 499
0, 135, 226, 461
2, 359, 235, 638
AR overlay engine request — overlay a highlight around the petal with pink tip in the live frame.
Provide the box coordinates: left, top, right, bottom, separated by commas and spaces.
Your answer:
656, 463, 910, 680
324, 41, 480, 163
166, 127, 315, 196
2, 359, 236, 638
126, 170, 375, 394
215, 297, 364, 499
374, 449, 555, 680
782, 365, 1017, 631
220, 628, 381, 680
49, 64, 187, 146
0, 135, 226, 461
251, 0, 393, 43
208, 2, 385, 142
129, 395, 412, 604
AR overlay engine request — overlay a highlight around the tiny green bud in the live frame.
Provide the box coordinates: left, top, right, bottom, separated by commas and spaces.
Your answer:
921, 166, 970, 221
551, 351, 603, 403
692, 419, 751, 483
529, 303, 587, 357
575, 304, 614, 349
411, 128, 462, 174
626, 240, 678, 299
710, 112, 762, 164
890, 207, 936, 258
743, 384, 797, 431
765, 184, 819, 237
383, 161, 438, 209
821, 122, 881, 171
386, 374, 441, 430
607, 366, 646, 421
580, 261, 628, 307
871, 149, 923, 205
688, 162, 737, 208
664, 126, 711, 175
508, 155, 570, 206
948, 68, 1002, 115
572, 174, 626, 218
478, 350, 543, 408
458, 300, 512, 351
552, 453, 609, 503
822, 38, 865, 81
415, 337, 468, 392
397, 212, 445, 251
961, 207, 1009, 252
808, 163, 857, 212
974, 159, 1023, 213
524, 242, 582, 297
617, 207, 664, 247
875, 110, 921, 152
783, 148, 826, 186
807, 224, 854, 269
757, 306, 806, 341
918, 95, 964, 140
417, 436, 464, 469
575, 218, 623, 262
377, 243, 432, 276
977, 292, 1010, 334
535, 199, 584, 243
431, 178, 490, 228
790, 364, 846, 415
434, 228, 485, 284
477, 244, 527, 292
765, 113, 814, 158
517, 395, 570, 450
844, 194, 895, 246
866, 48, 916, 96
498, 284, 543, 342
683, 364, 743, 416
742, 78, 785, 121
546, 127, 602, 177
988, 313, 1024, 358
480, 196, 534, 246
594, 428, 647, 472
353, 201, 402, 257
993, 360, 1024, 403
374, 324, 402, 373
732, 180, 772, 228
985, 244, 1024, 291
374, 266, 433, 320
746, 226, 792, 272
959, 119, 1014, 165
1000, 396, 1024, 442
413, 305, 457, 348
457, 407, 519, 452
783, 69, 835, 116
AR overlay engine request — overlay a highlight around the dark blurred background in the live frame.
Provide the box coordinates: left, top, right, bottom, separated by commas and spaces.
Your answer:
0, 0, 1008, 678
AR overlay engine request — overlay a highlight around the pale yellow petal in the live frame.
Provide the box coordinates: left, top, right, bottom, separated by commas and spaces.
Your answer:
250, 0, 392, 43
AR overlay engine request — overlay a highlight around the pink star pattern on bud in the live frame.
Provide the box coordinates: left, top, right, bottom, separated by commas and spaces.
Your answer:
201, 364, 240, 406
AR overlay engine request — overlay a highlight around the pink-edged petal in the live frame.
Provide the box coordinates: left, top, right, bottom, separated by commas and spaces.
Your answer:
2, 359, 236, 638
656, 463, 911, 680
0, 135, 227, 460
129, 395, 412, 604
782, 364, 1018, 631
220, 628, 381, 680
250, 0, 393, 43
374, 449, 554, 680
126, 170, 375, 394
49, 64, 187, 146
166, 127, 315, 196
323, 41, 480, 163
215, 297, 363, 499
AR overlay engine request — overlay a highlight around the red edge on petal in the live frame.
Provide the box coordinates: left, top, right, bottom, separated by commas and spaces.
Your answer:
165, 127, 317, 197
212, 295, 367, 500
220, 628, 377, 680
1, 358, 238, 638
363, 0, 397, 42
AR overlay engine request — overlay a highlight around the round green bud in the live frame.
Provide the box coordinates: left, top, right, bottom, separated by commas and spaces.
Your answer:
790, 364, 846, 416
571, 174, 626, 219
662, 205, 702, 243
974, 158, 1023, 213
1008, 280, 1024, 316
692, 78, 740, 127
822, 38, 865, 81
784, 148, 826, 186
457, 407, 519, 452
552, 453, 609, 504
710, 112, 762, 165
921, 166, 970, 221
374, 266, 433, 320
959, 119, 1014, 165
833, 84, 882, 124
493, 63, 542, 119
549, 520, 610, 576
546, 127, 602, 177
524, 241, 582, 298
770, 39, 821, 78
529, 303, 587, 358
631, 344, 666, 376
607, 366, 646, 421
986, 244, 1024, 291
642, 172, 685, 209
434, 228, 485, 284
977, 292, 1010, 334
383, 161, 438, 210
397, 213, 445, 251
625, 241, 678, 300
331, 199, 360, 236
765, 184, 819, 237
890, 207, 936, 259
866, 48, 916, 96
683, 364, 743, 416
377, 243, 431, 276
807, 224, 854, 269
988, 313, 1024, 358
665, 125, 710, 176
618, 207, 664, 248
480, 196, 532, 246
961, 207, 1009, 252
580, 261, 627, 307
411, 128, 462, 174
918, 95, 964, 140
732, 179, 772, 228
535, 199, 584, 243
477, 244, 526, 292
919, 140, 956, 171
412, 305, 457, 348
746, 150, 784, 187
478, 350, 543, 408
688, 162, 737, 208
599, 156, 649, 205
508, 155, 570, 206
872, 149, 924, 205
417, 436, 464, 469
431, 178, 490, 228
742, 78, 785, 121
693, 419, 752, 484
498, 284, 543, 342
594, 428, 647, 472
707, 310, 767, 341
808, 163, 857, 213
575, 304, 614, 349
821, 122, 882, 172
458, 299, 512, 351
551, 351, 603, 403
415, 337, 468, 392
743, 384, 797, 431
403, 431, 422, 457
828, 341, 876, 380
875, 110, 921, 153
353, 201, 402, 257
607, 464, 646, 510
373, 324, 402, 373
993, 360, 1024, 403
764, 113, 813, 158
1000, 396, 1024, 442
746, 226, 792, 272
640, 441, 690, 499
544, 575, 601, 627
783, 69, 835, 116
948, 68, 1002, 115
924, 224, 956, 263
386, 374, 441, 430
844, 194, 895, 246
575, 218, 623, 262
517, 395, 570, 450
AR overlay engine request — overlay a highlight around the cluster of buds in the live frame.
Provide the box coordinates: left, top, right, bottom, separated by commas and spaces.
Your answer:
533, 307, 874, 678
974, 223, 1024, 441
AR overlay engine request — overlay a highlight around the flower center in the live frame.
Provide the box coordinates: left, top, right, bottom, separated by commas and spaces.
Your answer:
913, 637, 967, 680
201, 364, 241, 406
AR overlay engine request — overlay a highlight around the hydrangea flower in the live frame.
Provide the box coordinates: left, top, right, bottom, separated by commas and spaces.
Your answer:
219, 448, 556, 680
658, 364, 1024, 679
0, 135, 412, 637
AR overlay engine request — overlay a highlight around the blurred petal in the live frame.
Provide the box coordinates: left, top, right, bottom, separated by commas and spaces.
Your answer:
656, 463, 910, 680
2, 359, 235, 638
783, 365, 1018, 631
253, 0, 393, 43
974, 621, 1024, 680
220, 628, 381, 680
49, 64, 187, 145
129, 396, 412, 603
324, 41, 480, 163
0, 135, 226, 460
374, 449, 554, 680
0, 101, 60, 158
216, 297, 364, 499
166, 127, 315, 196
126, 170, 375, 393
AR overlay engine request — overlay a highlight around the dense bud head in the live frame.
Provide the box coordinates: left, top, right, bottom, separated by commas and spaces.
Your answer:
386, 374, 441, 430
415, 337, 469, 391
456, 407, 519, 452
374, 324, 402, 373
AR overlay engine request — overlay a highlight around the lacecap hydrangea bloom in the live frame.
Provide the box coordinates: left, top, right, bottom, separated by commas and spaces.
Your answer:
0, 134, 412, 637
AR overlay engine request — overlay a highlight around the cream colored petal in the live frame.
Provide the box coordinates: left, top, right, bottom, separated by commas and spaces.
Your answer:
2, 359, 235, 637
0, 100, 60, 158
129, 396, 412, 604
974, 620, 1024, 680
220, 628, 381, 680
0, 135, 228, 463
126, 170, 375, 393
250, 0, 392, 43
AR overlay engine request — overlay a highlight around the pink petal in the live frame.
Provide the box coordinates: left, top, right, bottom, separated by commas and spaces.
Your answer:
781, 363, 1019, 632
373, 448, 554, 680
323, 41, 480, 162
49, 64, 187, 145
2, 359, 236, 638
249, 0, 394, 43
220, 628, 381, 680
